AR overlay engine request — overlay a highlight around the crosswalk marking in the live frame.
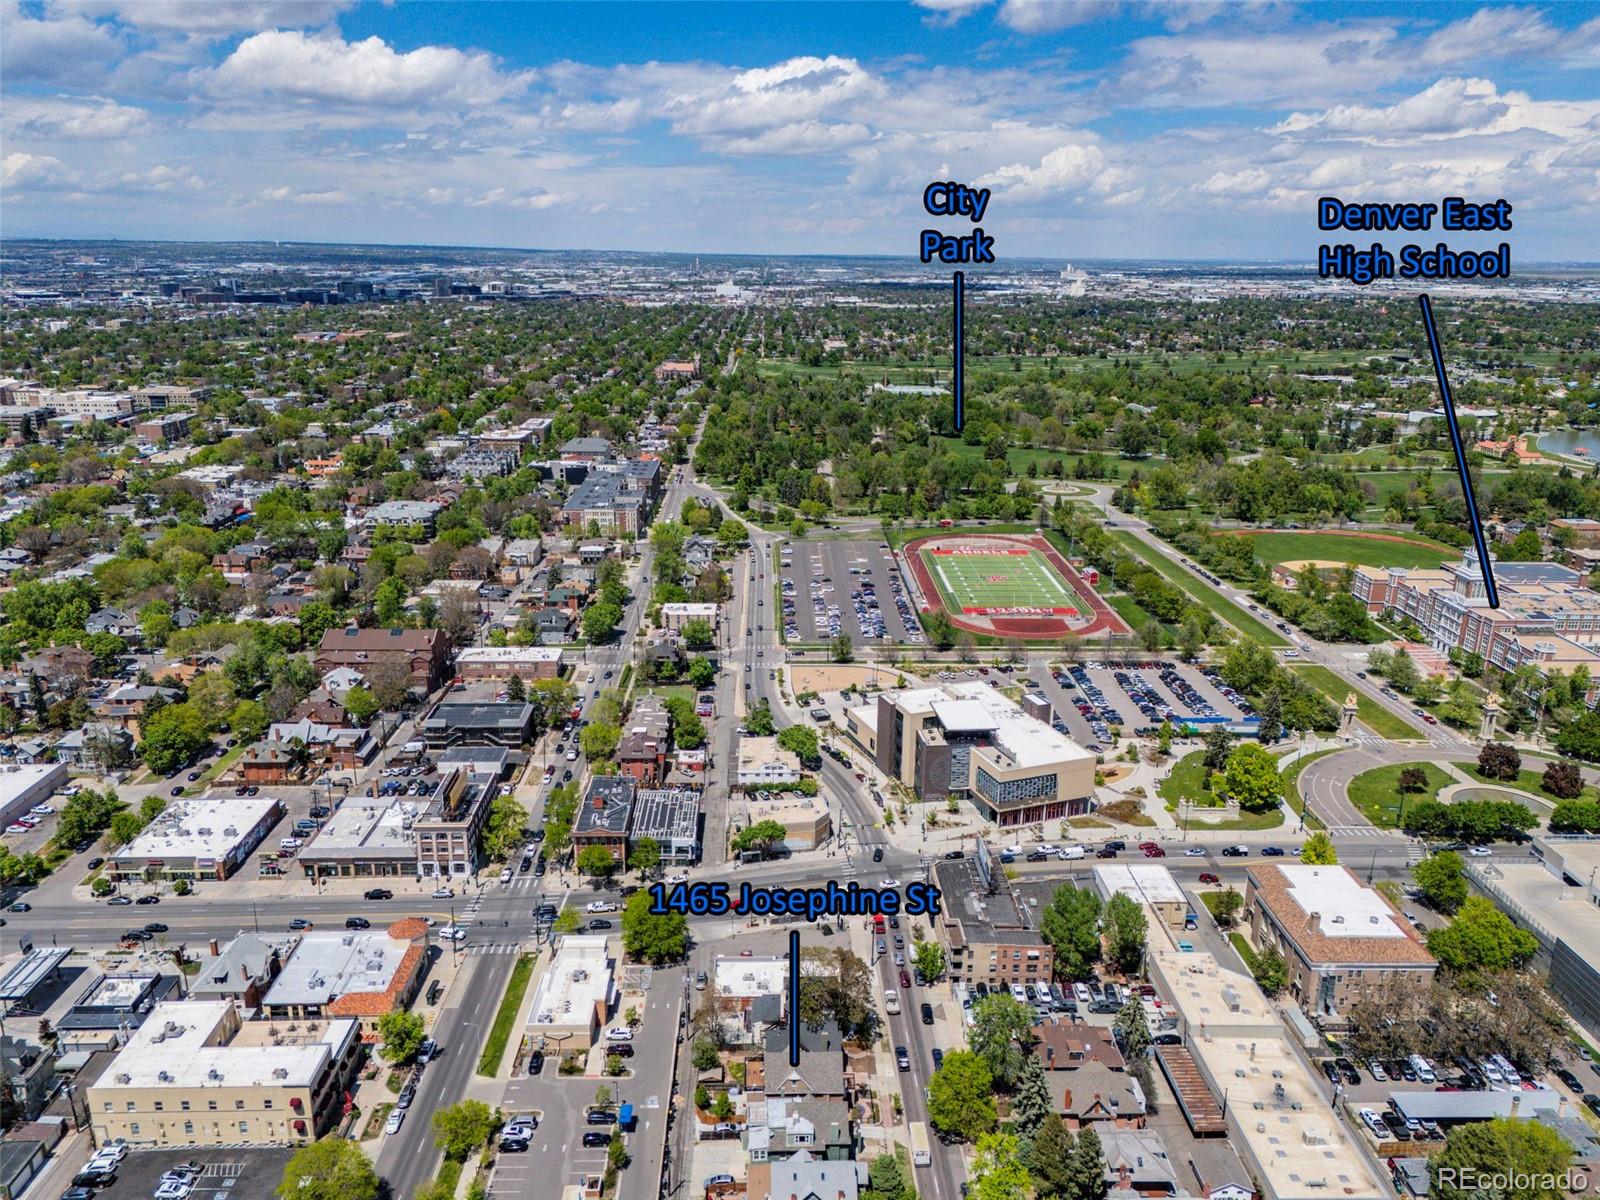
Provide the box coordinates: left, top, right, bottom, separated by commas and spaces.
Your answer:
1326, 825, 1393, 839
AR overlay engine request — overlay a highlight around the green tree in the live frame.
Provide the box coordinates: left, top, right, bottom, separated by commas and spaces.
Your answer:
776, 724, 820, 767
681, 618, 715, 650
621, 888, 688, 963
1427, 896, 1540, 972
1431, 1117, 1573, 1200
831, 633, 854, 663
552, 908, 582, 934
687, 657, 717, 689
576, 845, 620, 882
1010, 1054, 1052, 1141
796, 946, 877, 1039
374, 576, 408, 625
342, 685, 380, 725
1067, 1126, 1108, 1200
1113, 997, 1151, 1061
1554, 711, 1600, 761
1300, 831, 1339, 864
228, 698, 270, 743
432, 1099, 496, 1162
1222, 743, 1283, 811
1102, 892, 1148, 974
580, 721, 622, 761
967, 994, 1034, 1089
274, 1138, 380, 1200
970, 1132, 1031, 1200
927, 1049, 997, 1142
1030, 1115, 1074, 1200
583, 601, 622, 645
1201, 725, 1233, 772
138, 701, 211, 774
1251, 946, 1289, 996
376, 1009, 425, 1064
481, 793, 529, 862
731, 820, 788, 855
1412, 852, 1468, 914
1550, 799, 1600, 833
1039, 883, 1102, 979
628, 837, 662, 877
109, 809, 145, 847
745, 700, 776, 737
911, 940, 946, 983
866, 1154, 916, 1200
692, 1039, 721, 1072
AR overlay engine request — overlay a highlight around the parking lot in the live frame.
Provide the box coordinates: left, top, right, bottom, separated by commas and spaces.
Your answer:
778, 539, 923, 646
94, 1147, 291, 1200
1029, 659, 1258, 745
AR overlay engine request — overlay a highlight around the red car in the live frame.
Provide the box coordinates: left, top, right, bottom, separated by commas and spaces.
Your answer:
899, 969, 911, 989
1422, 714, 1438, 725
1137, 841, 1159, 852
1198, 872, 1219, 884
1144, 846, 1167, 858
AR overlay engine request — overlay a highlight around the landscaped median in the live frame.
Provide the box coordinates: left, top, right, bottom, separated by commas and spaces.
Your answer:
1289, 664, 1426, 741
1346, 762, 1453, 827
477, 952, 536, 1077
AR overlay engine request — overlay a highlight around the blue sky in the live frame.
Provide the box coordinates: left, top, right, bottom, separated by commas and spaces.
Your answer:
4, 1, 1599, 260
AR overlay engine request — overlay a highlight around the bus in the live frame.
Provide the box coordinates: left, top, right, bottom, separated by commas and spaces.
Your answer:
910, 1122, 931, 1168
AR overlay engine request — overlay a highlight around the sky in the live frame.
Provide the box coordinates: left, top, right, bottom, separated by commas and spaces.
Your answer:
3, 0, 1599, 261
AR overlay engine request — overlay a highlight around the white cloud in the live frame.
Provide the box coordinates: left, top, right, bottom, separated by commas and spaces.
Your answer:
47, 0, 352, 35
998, 0, 1121, 34
1275, 78, 1510, 138
257, 185, 347, 204
0, 0, 121, 83
979, 139, 1116, 199
1197, 167, 1270, 195
118, 163, 201, 192
1415, 7, 1565, 68
7, 94, 152, 139
719, 121, 872, 155
668, 56, 886, 137
201, 29, 532, 109
2, 151, 76, 188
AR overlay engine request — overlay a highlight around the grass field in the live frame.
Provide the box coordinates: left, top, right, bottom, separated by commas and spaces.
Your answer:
1109, 531, 1288, 646
1289, 665, 1426, 741
920, 543, 1086, 614
1107, 593, 1164, 631
1242, 531, 1454, 570
1347, 762, 1453, 827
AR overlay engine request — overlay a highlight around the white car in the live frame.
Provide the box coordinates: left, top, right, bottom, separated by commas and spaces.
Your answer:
1359, 1108, 1387, 1137
605, 1026, 634, 1041
438, 925, 467, 942
4, 823, 27, 835
28, 804, 54, 816
1184, 847, 1205, 857
91, 1143, 128, 1164
499, 868, 513, 883
432, 887, 454, 899
1467, 846, 1492, 857
587, 901, 618, 914
880, 878, 900, 889
385, 1109, 405, 1135
566, 749, 579, 762
666, 872, 689, 885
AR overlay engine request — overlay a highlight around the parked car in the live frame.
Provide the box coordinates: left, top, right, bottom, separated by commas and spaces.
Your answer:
364, 888, 393, 900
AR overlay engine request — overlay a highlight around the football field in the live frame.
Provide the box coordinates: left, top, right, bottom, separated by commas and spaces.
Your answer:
921, 545, 1082, 614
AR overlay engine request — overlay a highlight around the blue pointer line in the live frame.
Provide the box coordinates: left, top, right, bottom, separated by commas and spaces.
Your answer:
953, 271, 965, 432
1418, 293, 1499, 608
788, 929, 801, 1067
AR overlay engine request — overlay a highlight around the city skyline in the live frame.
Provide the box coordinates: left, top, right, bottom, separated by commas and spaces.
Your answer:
4, 0, 1599, 261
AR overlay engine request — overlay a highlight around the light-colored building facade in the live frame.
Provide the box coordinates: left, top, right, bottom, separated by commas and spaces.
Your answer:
86, 1000, 362, 1148
1244, 864, 1438, 1021
454, 646, 564, 682
736, 736, 802, 787
526, 935, 615, 1054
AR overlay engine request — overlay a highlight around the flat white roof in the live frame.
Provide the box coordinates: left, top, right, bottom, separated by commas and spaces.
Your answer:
94, 999, 355, 1091
660, 602, 719, 615
304, 798, 420, 853
264, 931, 412, 1008
1094, 863, 1185, 906
114, 796, 279, 862
0, 762, 67, 807
529, 935, 613, 1030
930, 699, 997, 734
1278, 864, 1404, 939
948, 681, 1094, 769
456, 646, 563, 664
714, 955, 786, 999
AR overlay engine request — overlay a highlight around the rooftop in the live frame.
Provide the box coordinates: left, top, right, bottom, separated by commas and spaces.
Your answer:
1094, 863, 1187, 906
94, 999, 356, 1092
1248, 864, 1436, 966
576, 776, 634, 837
263, 927, 419, 1010
455, 646, 563, 664
528, 935, 613, 1031
112, 796, 281, 863
299, 798, 420, 858
630, 787, 700, 847
714, 955, 786, 999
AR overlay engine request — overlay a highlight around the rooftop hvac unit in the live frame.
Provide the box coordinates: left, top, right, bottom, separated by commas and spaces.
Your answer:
158, 1070, 173, 1081
272, 1067, 289, 1079
197, 828, 212, 836
224, 827, 238, 836
208, 1069, 223, 1081
116, 1073, 132, 1084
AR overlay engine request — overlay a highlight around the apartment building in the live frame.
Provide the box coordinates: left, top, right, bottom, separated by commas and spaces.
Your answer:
87, 1000, 362, 1147
314, 626, 451, 694
1244, 864, 1438, 1021
932, 852, 1054, 987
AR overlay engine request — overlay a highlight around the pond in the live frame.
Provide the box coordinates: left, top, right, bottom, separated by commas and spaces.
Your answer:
1533, 430, 1600, 461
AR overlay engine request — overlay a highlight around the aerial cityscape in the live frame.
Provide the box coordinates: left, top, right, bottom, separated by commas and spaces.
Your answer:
2, 5, 1600, 1200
